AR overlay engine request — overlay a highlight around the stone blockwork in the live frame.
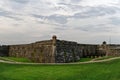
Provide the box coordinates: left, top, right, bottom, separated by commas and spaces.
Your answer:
0, 36, 118, 63
55, 40, 105, 63
105, 44, 120, 56
55, 40, 79, 63
9, 40, 55, 63
96, 41, 120, 57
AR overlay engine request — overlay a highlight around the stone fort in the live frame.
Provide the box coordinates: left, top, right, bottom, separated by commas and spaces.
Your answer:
0, 35, 120, 63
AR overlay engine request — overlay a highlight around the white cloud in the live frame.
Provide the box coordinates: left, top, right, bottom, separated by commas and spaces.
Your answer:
80, 0, 119, 6
0, 0, 120, 44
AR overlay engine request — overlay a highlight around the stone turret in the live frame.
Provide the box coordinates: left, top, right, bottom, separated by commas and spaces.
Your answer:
52, 35, 57, 40
102, 41, 107, 49
52, 35, 57, 46
51, 35, 57, 63
101, 41, 109, 56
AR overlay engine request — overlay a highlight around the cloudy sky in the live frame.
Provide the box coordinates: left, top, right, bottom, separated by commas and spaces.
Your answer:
0, 0, 120, 45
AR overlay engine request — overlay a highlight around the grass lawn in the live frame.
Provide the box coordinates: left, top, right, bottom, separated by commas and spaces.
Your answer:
0, 57, 32, 62
78, 58, 93, 62
93, 56, 114, 61
0, 59, 120, 80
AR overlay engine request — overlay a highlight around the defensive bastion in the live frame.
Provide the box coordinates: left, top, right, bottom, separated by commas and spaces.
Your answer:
0, 36, 119, 63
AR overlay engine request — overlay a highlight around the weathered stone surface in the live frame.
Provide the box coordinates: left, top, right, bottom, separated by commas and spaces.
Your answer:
0, 36, 120, 63
8, 40, 54, 63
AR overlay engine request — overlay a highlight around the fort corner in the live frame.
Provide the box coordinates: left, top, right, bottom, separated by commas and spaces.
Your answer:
0, 35, 120, 63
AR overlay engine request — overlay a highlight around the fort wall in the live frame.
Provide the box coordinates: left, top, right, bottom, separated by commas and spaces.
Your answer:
55, 40, 80, 63
106, 44, 120, 56
9, 40, 55, 63
0, 36, 120, 63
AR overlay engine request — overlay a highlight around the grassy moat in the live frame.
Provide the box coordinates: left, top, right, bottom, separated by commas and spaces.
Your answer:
0, 57, 120, 80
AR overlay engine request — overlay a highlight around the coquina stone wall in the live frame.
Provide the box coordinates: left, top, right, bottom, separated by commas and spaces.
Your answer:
0, 36, 116, 63
55, 40, 80, 63
105, 44, 120, 56
55, 40, 105, 63
9, 40, 55, 63
78, 44, 99, 58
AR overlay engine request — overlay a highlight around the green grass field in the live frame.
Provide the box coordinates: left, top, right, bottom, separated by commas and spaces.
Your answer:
0, 58, 120, 80
0, 57, 32, 62
93, 56, 114, 61
78, 58, 93, 62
